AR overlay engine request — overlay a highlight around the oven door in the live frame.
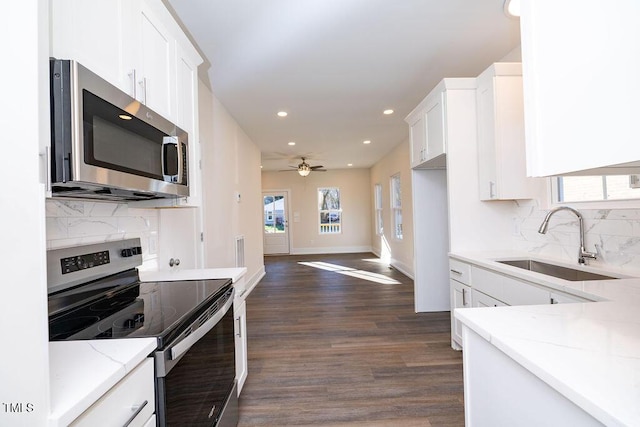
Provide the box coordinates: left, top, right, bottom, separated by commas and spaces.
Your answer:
155, 289, 237, 426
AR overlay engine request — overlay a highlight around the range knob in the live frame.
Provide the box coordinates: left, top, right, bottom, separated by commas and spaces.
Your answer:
134, 313, 145, 324
124, 319, 136, 329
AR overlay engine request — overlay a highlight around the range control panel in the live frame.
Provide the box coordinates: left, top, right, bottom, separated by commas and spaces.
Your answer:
48, 238, 143, 294
61, 250, 110, 274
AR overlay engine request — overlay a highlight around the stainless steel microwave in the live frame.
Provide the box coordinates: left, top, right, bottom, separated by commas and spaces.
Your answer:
50, 59, 189, 201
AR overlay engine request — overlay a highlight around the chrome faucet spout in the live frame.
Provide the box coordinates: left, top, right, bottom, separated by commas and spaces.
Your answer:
537, 206, 597, 265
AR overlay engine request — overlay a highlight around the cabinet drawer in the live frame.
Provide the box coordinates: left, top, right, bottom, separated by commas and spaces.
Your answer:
72, 358, 154, 427
449, 259, 471, 285
470, 266, 502, 297
501, 276, 549, 306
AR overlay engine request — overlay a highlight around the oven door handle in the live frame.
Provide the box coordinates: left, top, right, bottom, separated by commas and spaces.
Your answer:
169, 290, 234, 361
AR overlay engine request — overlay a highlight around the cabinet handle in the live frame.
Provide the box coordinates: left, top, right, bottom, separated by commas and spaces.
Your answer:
128, 69, 137, 98
462, 288, 467, 306
450, 269, 462, 275
550, 297, 557, 304
489, 181, 496, 198
43, 146, 51, 192
138, 77, 147, 104
123, 400, 148, 427
236, 316, 242, 338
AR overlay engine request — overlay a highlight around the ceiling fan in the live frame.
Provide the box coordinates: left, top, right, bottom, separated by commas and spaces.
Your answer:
279, 157, 326, 176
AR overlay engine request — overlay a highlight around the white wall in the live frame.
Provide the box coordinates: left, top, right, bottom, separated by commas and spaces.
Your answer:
0, 1, 50, 424
200, 81, 265, 286
513, 199, 640, 272
370, 138, 414, 277
46, 201, 160, 269
261, 168, 372, 254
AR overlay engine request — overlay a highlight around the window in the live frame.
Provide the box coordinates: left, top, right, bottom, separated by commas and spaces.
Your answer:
556, 175, 640, 203
374, 183, 383, 235
391, 174, 402, 240
318, 187, 341, 234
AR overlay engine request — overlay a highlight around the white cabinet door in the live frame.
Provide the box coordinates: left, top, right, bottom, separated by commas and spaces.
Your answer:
158, 208, 199, 270
134, 1, 175, 122
476, 63, 543, 200
234, 298, 248, 395
409, 115, 427, 168
521, 0, 640, 176
450, 279, 471, 349
425, 93, 445, 163
405, 80, 451, 169
472, 289, 506, 308
50, 0, 131, 94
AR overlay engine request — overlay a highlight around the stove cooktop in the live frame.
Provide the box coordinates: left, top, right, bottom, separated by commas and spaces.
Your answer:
49, 274, 232, 347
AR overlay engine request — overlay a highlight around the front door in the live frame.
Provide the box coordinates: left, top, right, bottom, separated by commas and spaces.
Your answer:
263, 192, 290, 255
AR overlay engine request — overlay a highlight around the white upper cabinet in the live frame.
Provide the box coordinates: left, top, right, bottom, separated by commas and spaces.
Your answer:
476, 63, 543, 200
129, 1, 176, 122
51, 0, 202, 127
520, 0, 640, 176
51, 0, 204, 207
50, 0, 131, 93
406, 79, 471, 169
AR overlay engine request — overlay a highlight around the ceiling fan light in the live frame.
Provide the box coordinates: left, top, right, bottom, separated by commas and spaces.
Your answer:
298, 167, 311, 177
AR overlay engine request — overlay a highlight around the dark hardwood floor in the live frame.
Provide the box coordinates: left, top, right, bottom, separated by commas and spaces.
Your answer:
238, 253, 464, 426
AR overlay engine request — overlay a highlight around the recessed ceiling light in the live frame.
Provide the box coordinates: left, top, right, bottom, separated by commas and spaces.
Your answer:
288, 142, 296, 146
383, 109, 394, 115
348, 163, 353, 167
277, 111, 288, 117
363, 140, 371, 144
504, 0, 520, 17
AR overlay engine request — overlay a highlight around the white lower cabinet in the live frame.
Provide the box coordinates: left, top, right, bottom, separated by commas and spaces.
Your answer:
471, 289, 506, 308
462, 326, 602, 426
71, 358, 155, 426
450, 257, 596, 349
450, 279, 471, 350
234, 297, 248, 395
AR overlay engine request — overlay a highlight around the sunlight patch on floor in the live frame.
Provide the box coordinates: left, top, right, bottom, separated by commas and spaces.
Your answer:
298, 261, 401, 285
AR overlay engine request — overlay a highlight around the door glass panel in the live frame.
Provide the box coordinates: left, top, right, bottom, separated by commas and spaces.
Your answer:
263, 195, 285, 233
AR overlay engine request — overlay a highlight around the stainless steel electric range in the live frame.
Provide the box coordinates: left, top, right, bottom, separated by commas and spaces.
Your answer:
47, 238, 238, 427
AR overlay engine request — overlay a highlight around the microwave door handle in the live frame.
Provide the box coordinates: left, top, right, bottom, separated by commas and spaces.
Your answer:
177, 140, 185, 185
162, 136, 178, 181
169, 289, 234, 361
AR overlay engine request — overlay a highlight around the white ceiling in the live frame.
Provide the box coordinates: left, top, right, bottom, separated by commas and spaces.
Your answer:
166, 0, 521, 171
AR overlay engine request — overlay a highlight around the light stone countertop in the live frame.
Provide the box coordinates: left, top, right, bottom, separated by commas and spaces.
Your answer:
452, 251, 640, 426
48, 338, 157, 427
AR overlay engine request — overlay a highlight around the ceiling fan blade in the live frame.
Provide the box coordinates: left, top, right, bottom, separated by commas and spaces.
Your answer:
310, 165, 324, 169
277, 169, 299, 172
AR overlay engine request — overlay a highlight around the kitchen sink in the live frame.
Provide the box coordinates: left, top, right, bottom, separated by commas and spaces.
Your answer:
497, 259, 619, 281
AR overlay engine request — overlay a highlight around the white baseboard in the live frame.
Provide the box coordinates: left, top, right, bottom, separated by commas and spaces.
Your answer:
290, 246, 373, 255
390, 259, 414, 280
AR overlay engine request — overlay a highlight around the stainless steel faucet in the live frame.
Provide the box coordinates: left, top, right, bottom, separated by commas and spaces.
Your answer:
538, 206, 597, 265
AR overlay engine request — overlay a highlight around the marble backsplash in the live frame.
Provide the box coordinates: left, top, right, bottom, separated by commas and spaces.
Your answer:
513, 200, 640, 273
46, 200, 159, 268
